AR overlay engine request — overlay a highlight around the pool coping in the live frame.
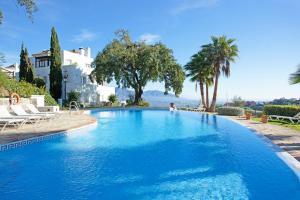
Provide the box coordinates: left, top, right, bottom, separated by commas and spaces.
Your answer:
0, 108, 167, 151
0, 120, 97, 152
221, 115, 300, 179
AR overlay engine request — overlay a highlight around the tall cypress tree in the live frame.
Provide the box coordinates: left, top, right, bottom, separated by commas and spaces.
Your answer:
49, 27, 62, 100
24, 48, 34, 83
19, 43, 26, 81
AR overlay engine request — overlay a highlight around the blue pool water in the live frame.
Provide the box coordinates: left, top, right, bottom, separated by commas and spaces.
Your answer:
0, 109, 300, 199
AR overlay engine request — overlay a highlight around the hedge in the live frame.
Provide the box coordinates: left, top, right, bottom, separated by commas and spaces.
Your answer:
0, 71, 57, 106
217, 107, 244, 116
263, 105, 300, 117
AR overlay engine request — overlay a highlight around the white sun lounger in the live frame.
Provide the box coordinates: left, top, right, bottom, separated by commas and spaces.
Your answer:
0, 105, 41, 124
269, 112, 300, 124
0, 118, 26, 133
23, 104, 55, 118
10, 105, 47, 121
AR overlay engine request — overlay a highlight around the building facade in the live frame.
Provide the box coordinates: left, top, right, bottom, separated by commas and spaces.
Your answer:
1, 63, 19, 80
30, 47, 115, 104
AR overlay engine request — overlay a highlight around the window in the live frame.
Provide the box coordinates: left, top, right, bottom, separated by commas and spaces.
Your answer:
35, 57, 50, 68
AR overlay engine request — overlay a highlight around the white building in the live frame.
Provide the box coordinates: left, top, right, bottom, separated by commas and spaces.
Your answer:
30, 47, 115, 104
1, 63, 19, 80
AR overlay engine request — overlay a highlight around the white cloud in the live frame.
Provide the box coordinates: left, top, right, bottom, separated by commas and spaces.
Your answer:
71, 29, 99, 43
172, 0, 219, 15
139, 33, 161, 44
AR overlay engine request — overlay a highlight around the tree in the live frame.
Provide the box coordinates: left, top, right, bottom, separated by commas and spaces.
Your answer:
49, 27, 62, 100
91, 30, 185, 104
185, 49, 214, 110
19, 43, 26, 81
0, 1, 37, 69
19, 44, 34, 83
34, 77, 45, 88
0, 52, 4, 66
289, 64, 300, 85
232, 96, 245, 107
0, 0, 37, 24
108, 94, 118, 104
203, 36, 239, 112
24, 48, 34, 83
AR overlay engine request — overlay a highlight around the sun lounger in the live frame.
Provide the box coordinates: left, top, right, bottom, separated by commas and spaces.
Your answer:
0, 105, 42, 124
10, 105, 47, 121
269, 112, 300, 124
23, 104, 55, 118
0, 118, 26, 133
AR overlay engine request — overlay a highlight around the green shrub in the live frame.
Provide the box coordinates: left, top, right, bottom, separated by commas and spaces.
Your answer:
126, 94, 134, 105
254, 110, 263, 117
126, 99, 150, 107
137, 100, 149, 107
244, 107, 255, 114
0, 71, 57, 106
263, 105, 300, 117
108, 94, 118, 104
217, 107, 244, 116
67, 91, 81, 105
34, 77, 46, 88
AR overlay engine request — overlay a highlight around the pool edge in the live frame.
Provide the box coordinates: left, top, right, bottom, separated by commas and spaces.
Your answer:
0, 120, 97, 152
222, 115, 300, 179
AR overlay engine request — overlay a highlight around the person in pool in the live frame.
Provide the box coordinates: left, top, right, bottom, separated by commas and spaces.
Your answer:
169, 102, 177, 111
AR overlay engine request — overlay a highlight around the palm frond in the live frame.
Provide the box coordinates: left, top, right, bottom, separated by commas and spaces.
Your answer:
289, 65, 300, 85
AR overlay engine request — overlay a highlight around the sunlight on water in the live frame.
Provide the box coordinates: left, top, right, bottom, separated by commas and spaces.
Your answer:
131, 173, 249, 200
159, 167, 212, 179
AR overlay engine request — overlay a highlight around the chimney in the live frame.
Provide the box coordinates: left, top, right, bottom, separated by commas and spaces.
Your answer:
79, 47, 84, 56
86, 47, 91, 58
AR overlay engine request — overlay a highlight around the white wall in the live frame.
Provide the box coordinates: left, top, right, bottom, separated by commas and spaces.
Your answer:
97, 85, 116, 102
31, 47, 115, 105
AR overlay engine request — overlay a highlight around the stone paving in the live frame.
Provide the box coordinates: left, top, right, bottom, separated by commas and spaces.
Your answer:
0, 111, 96, 144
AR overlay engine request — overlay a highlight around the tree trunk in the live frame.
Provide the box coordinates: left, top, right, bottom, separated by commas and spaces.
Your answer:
205, 84, 209, 111
134, 87, 143, 104
199, 81, 206, 108
209, 74, 219, 112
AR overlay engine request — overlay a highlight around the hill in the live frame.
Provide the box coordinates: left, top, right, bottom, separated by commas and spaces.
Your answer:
115, 88, 199, 107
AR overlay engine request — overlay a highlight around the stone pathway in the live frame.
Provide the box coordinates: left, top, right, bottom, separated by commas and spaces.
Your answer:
0, 111, 96, 144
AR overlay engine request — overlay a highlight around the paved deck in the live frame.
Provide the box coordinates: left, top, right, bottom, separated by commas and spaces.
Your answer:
0, 111, 96, 144
227, 116, 300, 161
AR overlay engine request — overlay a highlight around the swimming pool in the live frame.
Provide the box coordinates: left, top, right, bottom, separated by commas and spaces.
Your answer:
0, 109, 300, 199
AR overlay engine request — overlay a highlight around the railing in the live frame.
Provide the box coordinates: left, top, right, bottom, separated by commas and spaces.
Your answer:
69, 101, 79, 114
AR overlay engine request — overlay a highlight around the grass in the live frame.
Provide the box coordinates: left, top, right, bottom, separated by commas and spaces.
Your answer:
251, 117, 300, 131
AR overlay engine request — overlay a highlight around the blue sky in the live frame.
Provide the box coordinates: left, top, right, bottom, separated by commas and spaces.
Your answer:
0, 0, 300, 101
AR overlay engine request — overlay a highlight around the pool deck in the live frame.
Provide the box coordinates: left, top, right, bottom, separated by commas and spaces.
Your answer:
0, 111, 97, 144
226, 116, 300, 162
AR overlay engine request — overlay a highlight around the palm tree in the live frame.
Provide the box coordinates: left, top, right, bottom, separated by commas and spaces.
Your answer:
203, 36, 239, 112
289, 64, 300, 84
185, 50, 214, 110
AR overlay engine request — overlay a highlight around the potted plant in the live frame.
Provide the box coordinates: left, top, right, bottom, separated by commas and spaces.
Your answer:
261, 115, 268, 123
245, 110, 252, 120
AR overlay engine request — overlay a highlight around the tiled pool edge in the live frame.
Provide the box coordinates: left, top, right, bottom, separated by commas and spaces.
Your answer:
0, 121, 97, 152
222, 115, 300, 179
0, 108, 166, 151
